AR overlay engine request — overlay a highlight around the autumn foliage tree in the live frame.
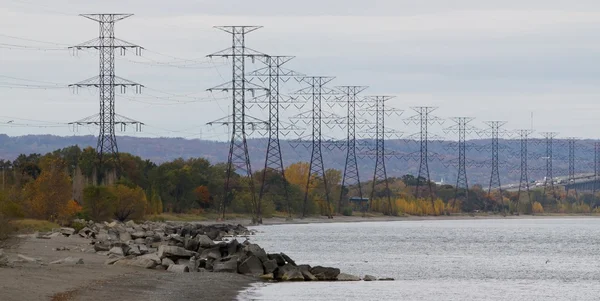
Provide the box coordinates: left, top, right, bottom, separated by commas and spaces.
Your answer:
23, 157, 73, 222
110, 184, 148, 222
194, 185, 211, 209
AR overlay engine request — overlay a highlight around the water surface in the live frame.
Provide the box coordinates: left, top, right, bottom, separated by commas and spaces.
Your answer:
239, 218, 600, 301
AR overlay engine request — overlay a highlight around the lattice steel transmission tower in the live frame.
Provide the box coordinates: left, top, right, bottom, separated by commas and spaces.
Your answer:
594, 142, 600, 194
444, 117, 476, 205
514, 129, 533, 206
566, 137, 577, 195
290, 76, 339, 219
206, 26, 267, 220
69, 14, 144, 183
368, 96, 397, 213
404, 107, 444, 203
540, 132, 558, 201
336, 86, 368, 213
248, 56, 303, 220
482, 121, 507, 203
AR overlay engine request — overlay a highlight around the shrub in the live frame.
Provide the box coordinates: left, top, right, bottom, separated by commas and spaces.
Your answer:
532, 202, 544, 214
341, 207, 353, 216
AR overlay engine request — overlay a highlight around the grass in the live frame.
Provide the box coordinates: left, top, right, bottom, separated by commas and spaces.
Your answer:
145, 212, 256, 222
11, 219, 60, 234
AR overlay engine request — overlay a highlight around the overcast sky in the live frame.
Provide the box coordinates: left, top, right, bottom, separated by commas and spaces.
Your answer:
2, 0, 600, 141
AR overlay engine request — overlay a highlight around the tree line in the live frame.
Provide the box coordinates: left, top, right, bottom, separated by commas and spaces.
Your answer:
1, 145, 599, 226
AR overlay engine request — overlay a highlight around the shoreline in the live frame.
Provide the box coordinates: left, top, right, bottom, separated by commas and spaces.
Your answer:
196, 213, 600, 227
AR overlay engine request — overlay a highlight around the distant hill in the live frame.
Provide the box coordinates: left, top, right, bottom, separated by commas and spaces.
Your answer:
0, 134, 594, 186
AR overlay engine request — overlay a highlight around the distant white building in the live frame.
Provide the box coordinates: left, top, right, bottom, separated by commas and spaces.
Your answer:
435, 178, 445, 185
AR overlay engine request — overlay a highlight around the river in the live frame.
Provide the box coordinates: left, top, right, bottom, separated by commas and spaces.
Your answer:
237, 218, 600, 301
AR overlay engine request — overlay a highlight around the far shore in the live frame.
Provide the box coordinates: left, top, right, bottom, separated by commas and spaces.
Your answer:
191, 213, 600, 227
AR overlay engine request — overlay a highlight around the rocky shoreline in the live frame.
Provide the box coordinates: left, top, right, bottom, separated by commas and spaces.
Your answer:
22, 220, 392, 283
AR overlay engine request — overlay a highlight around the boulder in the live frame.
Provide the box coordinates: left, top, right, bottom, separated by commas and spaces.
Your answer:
227, 239, 240, 255
105, 258, 121, 265
131, 231, 147, 239
167, 264, 190, 273
127, 256, 158, 269
78, 227, 95, 238
275, 264, 301, 281
297, 264, 311, 272
139, 244, 149, 254
245, 244, 268, 262
200, 248, 221, 260
197, 235, 215, 249
158, 245, 196, 259
213, 257, 238, 273
280, 252, 296, 266
337, 273, 360, 281
125, 220, 136, 228
50, 257, 84, 265
127, 245, 141, 256
363, 275, 377, 281
161, 257, 175, 267
177, 258, 190, 266
379, 277, 395, 281
282, 269, 304, 281
301, 270, 318, 281
184, 237, 200, 252
93, 241, 110, 252
60, 227, 76, 237
138, 253, 161, 265
259, 273, 274, 281
119, 232, 132, 242
262, 259, 278, 274
310, 266, 340, 281
108, 247, 124, 257
238, 255, 264, 276
268, 253, 286, 266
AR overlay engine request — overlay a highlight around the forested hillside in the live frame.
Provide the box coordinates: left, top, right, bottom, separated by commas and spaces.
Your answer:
0, 134, 594, 185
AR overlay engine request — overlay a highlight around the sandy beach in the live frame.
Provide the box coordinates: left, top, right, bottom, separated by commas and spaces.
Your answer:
0, 235, 253, 301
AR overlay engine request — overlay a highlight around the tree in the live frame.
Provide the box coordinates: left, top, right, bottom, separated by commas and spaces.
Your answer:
109, 184, 148, 222
194, 185, 211, 209
82, 185, 115, 221
23, 157, 72, 221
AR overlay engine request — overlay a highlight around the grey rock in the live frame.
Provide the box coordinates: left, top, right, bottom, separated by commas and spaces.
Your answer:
93, 241, 110, 252
50, 257, 84, 265
379, 277, 395, 281
200, 248, 221, 260
0, 249, 8, 266
259, 273, 274, 281
119, 232, 132, 242
131, 231, 147, 239
213, 257, 238, 273
268, 253, 286, 266
297, 264, 311, 272
184, 237, 199, 251
244, 244, 268, 262
155, 265, 167, 271
196, 235, 215, 249
138, 253, 161, 265
282, 269, 304, 281
138, 244, 149, 254
60, 227, 76, 236
238, 255, 264, 276
262, 259, 278, 274
161, 257, 175, 267
158, 245, 196, 259
167, 264, 189, 273
127, 245, 141, 256
363, 275, 377, 281
108, 247, 124, 257
127, 257, 158, 269
275, 264, 299, 281
134, 238, 146, 245
177, 258, 190, 266
337, 273, 360, 281
125, 220, 136, 228
310, 266, 341, 281
301, 270, 317, 281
